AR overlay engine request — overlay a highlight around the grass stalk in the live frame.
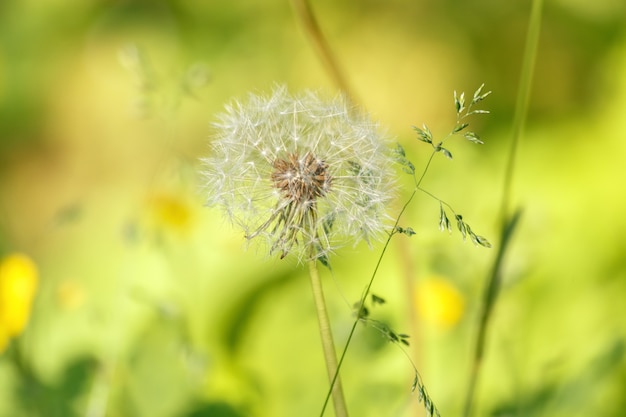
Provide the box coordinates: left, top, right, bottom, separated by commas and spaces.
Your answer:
290, 0, 356, 102
308, 258, 349, 417
462, 1, 543, 416
461, 210, 521, 417
319, 186, 419, 416
499, 0, 544, 226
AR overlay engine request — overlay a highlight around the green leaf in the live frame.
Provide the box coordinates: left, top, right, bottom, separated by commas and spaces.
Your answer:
411, 374, 419, 392
469, 230, 480, 246
402, 161, 416, 175
354, 302, 369, 319
405, 226, 416, 236
439, 204, 451, 233
472, 83, 492, 103
418, 384, 425, 402
441, 147, 453, 160
454, 90, 465, 113
456, 215, 467, 240
371, 294, 386, 305
464, 131, 484, 144
463, 223, 492, 248
475, 234, 492, 248
394, 142, 406, 157
413, 124, 433, 143
453, 122, 469, 133
467, 109, 490, 116
388, 331, 399, 343
416, 132, 431, 144
393, 144, 417, 174
434, 144, 453, 159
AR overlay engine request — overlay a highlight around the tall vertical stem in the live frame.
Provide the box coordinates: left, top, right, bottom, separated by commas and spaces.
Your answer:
463, 1, 543, 416
308, 259, 349, 417
290, 0, 356, 103
499, 0, 543, 226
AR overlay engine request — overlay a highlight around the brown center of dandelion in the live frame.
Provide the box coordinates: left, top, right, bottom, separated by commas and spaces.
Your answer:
271, 152, 331, 203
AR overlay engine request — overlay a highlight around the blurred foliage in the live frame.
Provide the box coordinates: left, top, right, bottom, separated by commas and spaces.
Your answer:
1, 0, 625, 416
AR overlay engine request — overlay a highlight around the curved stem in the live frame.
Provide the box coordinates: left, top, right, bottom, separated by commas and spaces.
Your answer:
290, 0, 356, 102
320, 188, 418, 416
308, 258, 349, 417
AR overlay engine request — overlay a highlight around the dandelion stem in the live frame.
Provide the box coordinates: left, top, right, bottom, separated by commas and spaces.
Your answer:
308, 257, 349, 417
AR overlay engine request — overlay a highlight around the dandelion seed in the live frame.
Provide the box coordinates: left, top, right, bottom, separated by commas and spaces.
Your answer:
201, 86, 396, 261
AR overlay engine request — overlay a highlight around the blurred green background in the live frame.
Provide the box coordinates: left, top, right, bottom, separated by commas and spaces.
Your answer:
1, 0, 625, 416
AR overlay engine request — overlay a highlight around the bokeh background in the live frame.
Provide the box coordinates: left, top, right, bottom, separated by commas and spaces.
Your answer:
1, 0, 625, 416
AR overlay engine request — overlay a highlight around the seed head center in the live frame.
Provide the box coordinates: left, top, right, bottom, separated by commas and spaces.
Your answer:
271, 152, 331, 203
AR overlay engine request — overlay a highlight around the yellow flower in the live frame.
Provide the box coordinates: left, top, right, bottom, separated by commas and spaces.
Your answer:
147, 192, 193, 235
0, 253, 39, 352
415, 276, 464, 329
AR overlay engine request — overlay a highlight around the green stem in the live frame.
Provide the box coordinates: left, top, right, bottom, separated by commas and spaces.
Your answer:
290, 0, 356, 102
463, 1, 543, 416
499, 0, 543, 226
461, 210, 522, 417
320, 188, 418, 416
308, 258, 349, 417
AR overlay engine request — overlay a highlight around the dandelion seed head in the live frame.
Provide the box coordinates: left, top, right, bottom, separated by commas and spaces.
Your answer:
201, 86, 396, 262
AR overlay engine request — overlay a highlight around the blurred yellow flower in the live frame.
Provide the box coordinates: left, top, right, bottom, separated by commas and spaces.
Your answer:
147, 192, 193, 235
0, 253, 39, 352
415, 275, 464, 329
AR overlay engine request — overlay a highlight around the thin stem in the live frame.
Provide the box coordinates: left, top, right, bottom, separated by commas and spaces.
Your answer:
320, 188, 418, 416
499, 0, 543, 226
308, 258, 349, 417
462, 210, 522, 417
290, 0, 356, 102
462, 1, 543, 416
415, 151, 437, 188
321, 140, 449, 415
